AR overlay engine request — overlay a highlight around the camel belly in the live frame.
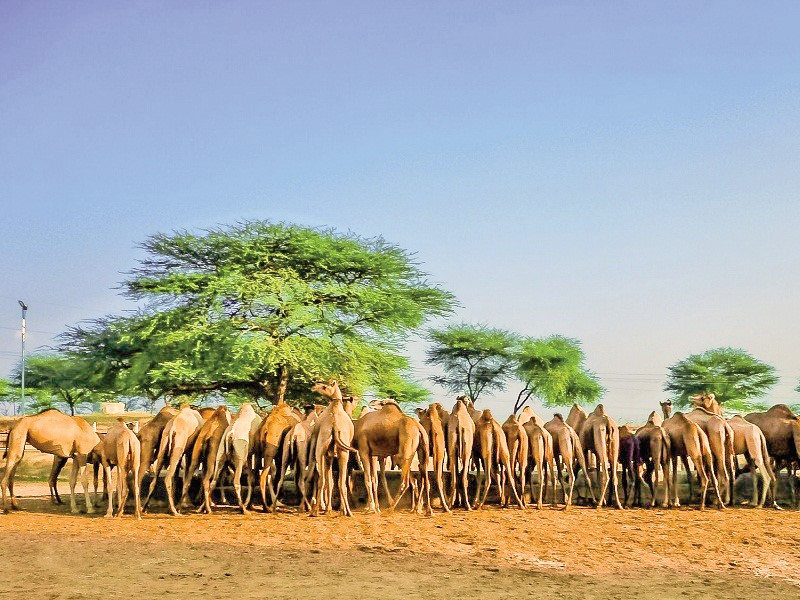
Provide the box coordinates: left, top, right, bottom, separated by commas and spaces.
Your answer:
29, 439, 72, 458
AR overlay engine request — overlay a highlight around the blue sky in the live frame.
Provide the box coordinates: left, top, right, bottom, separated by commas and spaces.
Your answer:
1, 2, 799, 419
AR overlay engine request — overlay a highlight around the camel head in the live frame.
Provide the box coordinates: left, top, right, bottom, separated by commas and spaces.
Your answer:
342, 395, 358, 417
311, 380, 343, 402
660, 400, 673, 419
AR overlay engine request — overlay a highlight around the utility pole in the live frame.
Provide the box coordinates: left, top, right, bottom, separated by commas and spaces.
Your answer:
18, 300, 28, 415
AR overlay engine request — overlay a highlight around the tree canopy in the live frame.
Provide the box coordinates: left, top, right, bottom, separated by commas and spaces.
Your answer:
664, 347, 778, 411
513, 335, 603, 412
425, 323, 517, 403
62, 221, 454, 407
12, 353, 95, 415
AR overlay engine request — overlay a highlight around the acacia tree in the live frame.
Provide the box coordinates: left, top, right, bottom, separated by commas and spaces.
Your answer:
13, 353, 95, 415
664, 347, 778, 411
513, 335, 603, 413
63, 221, 454, 407
426, 324, 517, 403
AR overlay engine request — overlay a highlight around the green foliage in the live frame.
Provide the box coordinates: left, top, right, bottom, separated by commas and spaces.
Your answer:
62, 221, 454, 407
12, 353, 96, 415
426, 323, 517, 403
664, 347, 778, 410
374, 371, 432, 406
513, 335, 603, 411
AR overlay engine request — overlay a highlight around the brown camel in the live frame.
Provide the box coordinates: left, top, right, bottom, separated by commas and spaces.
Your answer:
662, 407, 724, 510
214, 403, 261, 514
99, 420, 142, 519
416, 403, 451, 512
502, 414, 528, 507
2, 409, 100, 514
143, 406, 204, 515
579, 404, 622, 509
474, 409, 524, 509
280, 408, 319, 511
353, 401, 431, 515
307, 381, 357, 517
727, 415, 775, 508
684, 394, 734, 506
177, 406, 230, 514
521, 412, 556, 508
136, 406, 178, 498
745, 404, 800, 507
634, 411, 670, 508
257, 401, 300, 512
447, 397, 476, 510
544, 413, 591, 509
566, 404, 588, 437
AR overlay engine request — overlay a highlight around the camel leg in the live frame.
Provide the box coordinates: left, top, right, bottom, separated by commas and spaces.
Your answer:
379, 458, 395, 508
680, 456, 693, 503
49, 456, 68, 505
670, 457, 680, 508
361, 451, 378, 513
142, 449, 167, 512
434, 457, 451, 513
390, 458, 412, 512
695, 456, 710, 511
564, 456, 576, 509
259, 461, 271, 513
104, 464, 115, 518
337, 451, 352, 517
164, 452, 183, 516
232, 456, 247, 514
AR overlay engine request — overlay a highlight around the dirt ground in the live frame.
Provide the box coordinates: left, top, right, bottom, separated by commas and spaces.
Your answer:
1, 484, 799, 599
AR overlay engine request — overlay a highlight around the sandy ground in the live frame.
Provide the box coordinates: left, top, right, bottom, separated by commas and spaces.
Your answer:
1, 484, 799, 599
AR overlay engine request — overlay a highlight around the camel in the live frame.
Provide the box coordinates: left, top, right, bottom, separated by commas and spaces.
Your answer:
353, 401, 431, 515
306, 381, 357, 517
521, 412, 556, 508
257, 401, 300, 512
98, 420, 142, 519
618, 425, 641, 507
280, 408, 319, 511
2, 409, 100, 514
143, 406, 204, 515
544, 414, 591, 509
634, 412, 670, 507
176, 406, 230, 514
566, 404, 588, 437
502, 414, 528, 507
745, 404, 800, 507
214, 403, 261, 514
447, 397, 476, 510
135, 406, 178, 498
661, 406, 724, 510
416, 403, 451, 512
684, 395, 734, 506
579, 404, 623, 509
727, 415, 775, 508
474, 409, 523, 509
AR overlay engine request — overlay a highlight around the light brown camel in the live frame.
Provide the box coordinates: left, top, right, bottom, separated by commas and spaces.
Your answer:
745, 404, 800, 507
662, 408, 724, 510
257, 401, 300, 512
685, 394, 734, 506
353, 401, 431, 515
566, 404, 588, 437
214, 403, 261, 514
521, 412, 556, 508
2, 409, 100, 514
502, 414, 528, 508
633, 411, 670, 507
447, 397, 475, 510
99, 420, 142, 519
474, 409, 524, 509
416, 403, 451, 512
281, 408, 319, 511
544, 413, 592, 509
727, 415, 775, 508
579, 404, 623, 509
307, 381, 357, 517
143, 405, 204, 515
136, 406, 178, 497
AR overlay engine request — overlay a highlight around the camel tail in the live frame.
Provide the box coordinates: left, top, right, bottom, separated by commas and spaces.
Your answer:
332, 418, 355, 454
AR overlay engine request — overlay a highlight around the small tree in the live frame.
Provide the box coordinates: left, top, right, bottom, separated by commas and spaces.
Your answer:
426, 323, 517, 403
664, 347, 778, 410
513, 335, 603, 412
13, 353, 95, 415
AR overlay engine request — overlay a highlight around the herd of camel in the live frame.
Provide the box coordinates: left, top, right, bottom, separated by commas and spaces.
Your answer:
1, 381, 799, 520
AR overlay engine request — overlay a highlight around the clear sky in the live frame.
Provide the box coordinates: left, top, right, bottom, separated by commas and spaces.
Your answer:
1, 2, 799, 420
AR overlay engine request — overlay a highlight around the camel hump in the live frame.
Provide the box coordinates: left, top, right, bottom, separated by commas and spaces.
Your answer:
592, 404, 606, 417
479, 409, 493, 422
504, 414, 518, 425
553, 413, 564, 422
767, 404, 797, 418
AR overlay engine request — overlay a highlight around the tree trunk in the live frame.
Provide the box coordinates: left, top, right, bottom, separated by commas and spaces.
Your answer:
275, 367, 289, 405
